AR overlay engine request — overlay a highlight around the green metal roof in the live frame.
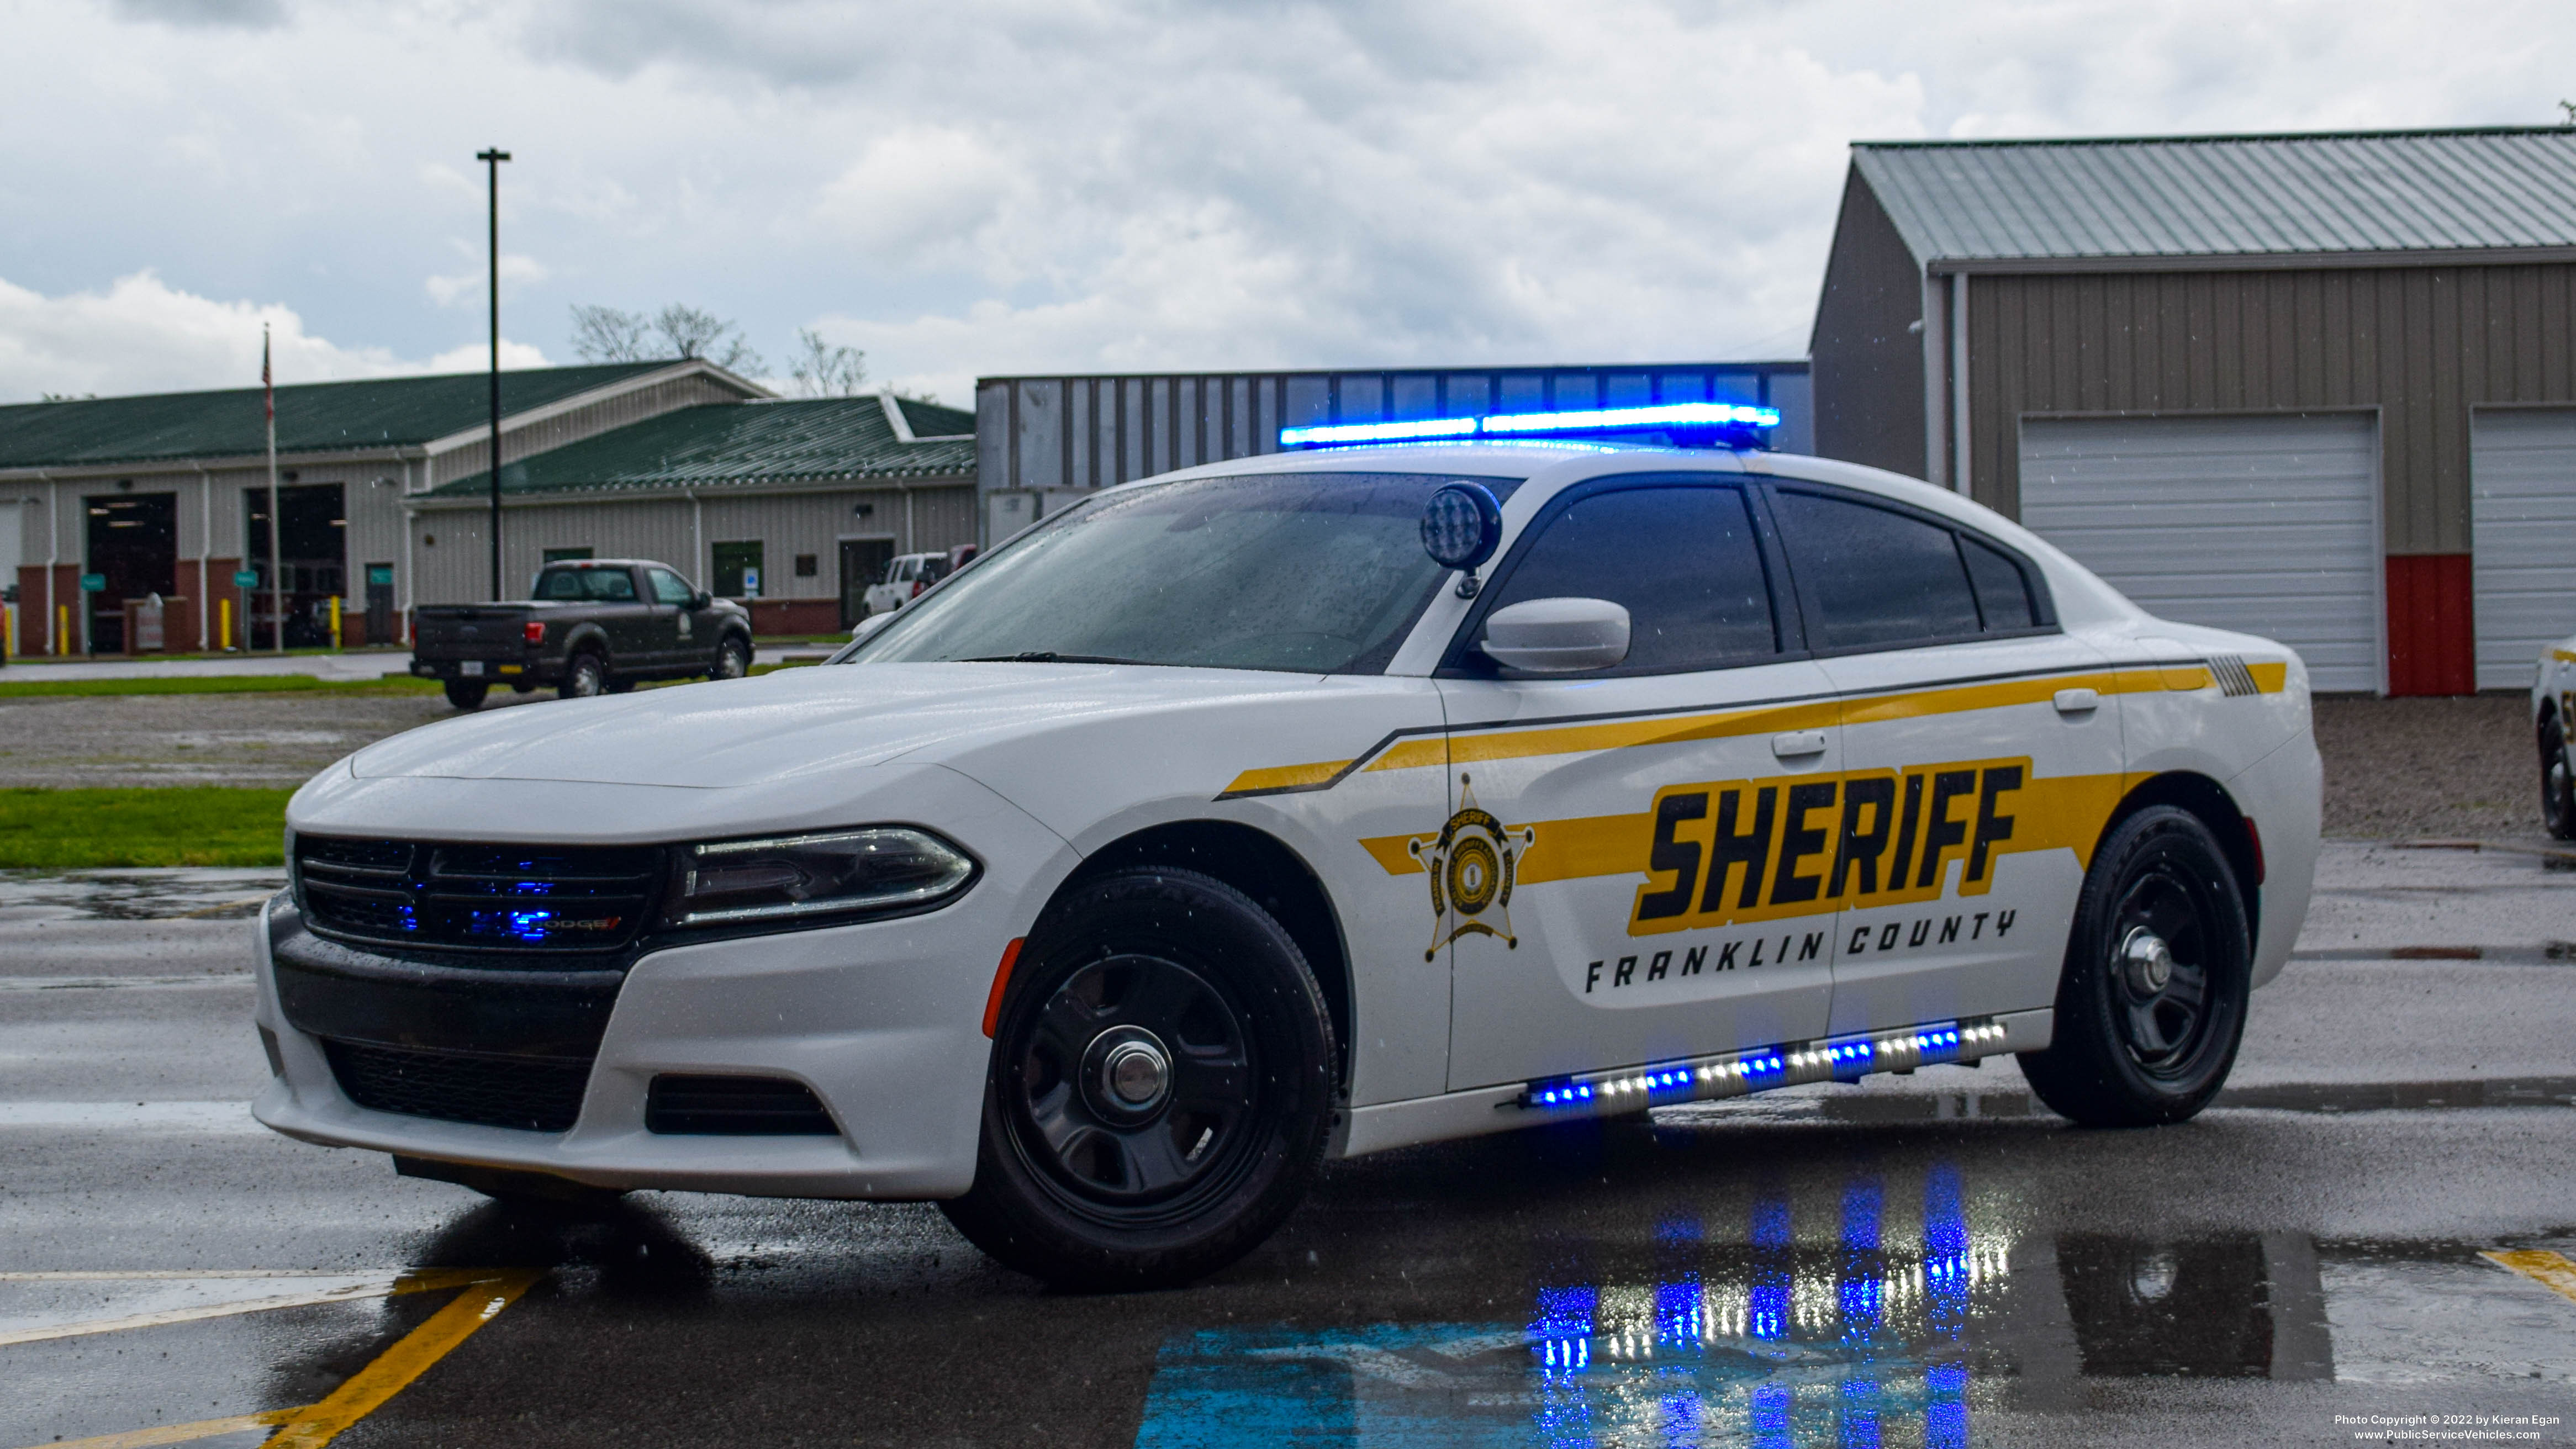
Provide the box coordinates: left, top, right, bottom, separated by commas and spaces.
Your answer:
1854, 128, 2576, 266
892, 395, 974, 437
0, 362, 674, 469
428, 397, 975, 499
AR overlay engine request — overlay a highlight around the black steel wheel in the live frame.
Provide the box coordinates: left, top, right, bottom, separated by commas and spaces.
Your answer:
711, 636, 751, 680
939, 868, 1334, 1291
442, 679, 488, 711
2542, 715, 2575, 842
2020, 805, 2252, 1128
559, 652, 607, 700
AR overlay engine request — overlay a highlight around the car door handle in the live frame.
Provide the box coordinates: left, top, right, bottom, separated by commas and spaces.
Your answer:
2053, 688, 2101, 715
1770, 729, 1828, 759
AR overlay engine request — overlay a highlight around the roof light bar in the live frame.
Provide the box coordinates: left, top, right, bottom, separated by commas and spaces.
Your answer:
1518, 1018, 2012, 1116
1279, 401, 1781, 451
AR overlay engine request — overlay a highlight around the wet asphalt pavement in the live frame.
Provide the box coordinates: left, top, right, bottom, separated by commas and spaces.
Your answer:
3, 844, 2573, 1447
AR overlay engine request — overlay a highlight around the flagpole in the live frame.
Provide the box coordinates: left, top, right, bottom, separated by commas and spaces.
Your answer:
263, 325, 283, 654
478, 146, 511, 601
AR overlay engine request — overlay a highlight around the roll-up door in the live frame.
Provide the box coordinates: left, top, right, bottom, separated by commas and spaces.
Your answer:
2471, 409, 2576, 691
2019, 413, 2380, 692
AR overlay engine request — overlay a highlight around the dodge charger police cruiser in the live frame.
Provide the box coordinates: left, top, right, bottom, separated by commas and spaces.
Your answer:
253, 402, 2322, 1291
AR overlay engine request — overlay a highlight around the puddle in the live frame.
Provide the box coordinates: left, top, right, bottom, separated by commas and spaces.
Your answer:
1650, 1076, 2576, 1128
0, 870, 284, 922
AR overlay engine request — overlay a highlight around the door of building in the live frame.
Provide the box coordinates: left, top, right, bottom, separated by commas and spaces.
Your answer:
839, 537, 895, 627
85, 493, 177, 654
2471, 408, 2576, 691
241, 484, 346, 649
2019, 414, 2380, 692
363, 563, 396, 647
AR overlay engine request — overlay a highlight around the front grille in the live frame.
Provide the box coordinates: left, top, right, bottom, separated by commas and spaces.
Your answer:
646, 1075, 839, 1136
296, 835, 664, 954
324, 1039, 592, 1133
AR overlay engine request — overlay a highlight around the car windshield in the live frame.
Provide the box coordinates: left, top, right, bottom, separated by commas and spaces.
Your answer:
852, 470, 1521, 674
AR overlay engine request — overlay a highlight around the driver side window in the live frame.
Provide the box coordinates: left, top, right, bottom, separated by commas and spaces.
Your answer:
648, 569, 695, 606
1479, 484, 1780, 674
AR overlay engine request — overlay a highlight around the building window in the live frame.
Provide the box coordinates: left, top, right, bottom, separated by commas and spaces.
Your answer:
794, 553, 818, 578
543, 547, 594, 564
712, 541, 765, 598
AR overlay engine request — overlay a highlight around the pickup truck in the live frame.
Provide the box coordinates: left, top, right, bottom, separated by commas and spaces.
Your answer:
410, 558, 754, 710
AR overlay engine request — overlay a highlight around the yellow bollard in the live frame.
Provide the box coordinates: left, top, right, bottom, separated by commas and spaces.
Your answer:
220, 597, 234, 652
330, 595, 342, 651
57, 603, 70, 656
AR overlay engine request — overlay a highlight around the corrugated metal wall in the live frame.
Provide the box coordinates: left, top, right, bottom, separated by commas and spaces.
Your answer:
1810, 172, 1931, 482
976, 362, 1814, 505
1963, 263, 2576, 554
406, 483, 978, 609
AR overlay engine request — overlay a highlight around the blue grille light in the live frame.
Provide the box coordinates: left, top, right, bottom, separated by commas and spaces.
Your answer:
1279, 401, 1781, 450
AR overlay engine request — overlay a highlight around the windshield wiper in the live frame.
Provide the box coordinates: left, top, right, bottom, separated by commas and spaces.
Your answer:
957, 651, 1154, 666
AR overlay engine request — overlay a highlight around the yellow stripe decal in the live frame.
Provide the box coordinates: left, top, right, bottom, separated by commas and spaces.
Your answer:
2483, 1248, 2576, 1305
1225, 658, 2277, 799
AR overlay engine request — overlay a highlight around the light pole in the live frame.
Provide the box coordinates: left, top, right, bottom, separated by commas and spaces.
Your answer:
478, 146, 510, 601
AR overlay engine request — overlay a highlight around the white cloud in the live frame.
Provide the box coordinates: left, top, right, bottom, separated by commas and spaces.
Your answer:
0, 270, 549, 403
425, 253, 550, 308
4, 0, 2574, 404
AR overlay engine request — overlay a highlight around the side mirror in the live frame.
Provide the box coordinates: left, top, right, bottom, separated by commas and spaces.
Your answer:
691, 591, 712, 610
1481, 597, 1631, 673
1419, 483, 1502, 572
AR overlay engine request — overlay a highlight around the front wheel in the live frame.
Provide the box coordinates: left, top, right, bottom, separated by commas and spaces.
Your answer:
711, 636, 751, 680
2019, 805, 2252, 1128
442, 679, 489, 711
2541, 716, 2574, 841
938, 868, 1335, 1291
558, 652, 606, 700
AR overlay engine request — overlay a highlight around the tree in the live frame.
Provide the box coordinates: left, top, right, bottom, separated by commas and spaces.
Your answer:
789, 328, 868, 397
653, 304, 765, 376
568, 304, 652, 363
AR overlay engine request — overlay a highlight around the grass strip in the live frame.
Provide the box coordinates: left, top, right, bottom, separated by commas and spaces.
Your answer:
0, 787, 293, 868
0, 674, 443, 700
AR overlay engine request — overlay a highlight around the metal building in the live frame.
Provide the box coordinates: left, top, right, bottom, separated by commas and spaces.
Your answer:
975, 361, 1811, 543
1812, 127, 2576, 695
414, 394, 976, 634
0, 360, 762, 654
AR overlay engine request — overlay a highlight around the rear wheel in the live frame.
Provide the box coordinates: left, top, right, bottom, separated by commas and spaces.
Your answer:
442, 679, 488, 711
711, 636, 751, 680
939, 868, 1335, 1291
2541, 715, 2575, 841
2019, 805, 2252, 1128
559, 652, 607, 700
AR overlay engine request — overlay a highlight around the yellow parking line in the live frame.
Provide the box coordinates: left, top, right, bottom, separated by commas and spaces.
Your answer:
259, 1270, 542, 1449
14, 1408, 305, 1449
2483, 1248, 2576, 1304
0, 1268, 500, 1347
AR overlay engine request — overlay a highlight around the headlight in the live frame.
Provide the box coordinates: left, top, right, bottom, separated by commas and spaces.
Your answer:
663, 827, 976, 928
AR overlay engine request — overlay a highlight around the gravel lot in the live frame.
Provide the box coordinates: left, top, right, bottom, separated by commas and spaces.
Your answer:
0, 682, 2552, 840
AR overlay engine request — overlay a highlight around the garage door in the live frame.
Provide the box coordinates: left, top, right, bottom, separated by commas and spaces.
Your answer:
2471, 409, 2576, 691
2019, 413, 2380, 692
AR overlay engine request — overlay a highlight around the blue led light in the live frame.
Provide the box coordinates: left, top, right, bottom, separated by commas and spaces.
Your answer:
1280, 400, 1781, 449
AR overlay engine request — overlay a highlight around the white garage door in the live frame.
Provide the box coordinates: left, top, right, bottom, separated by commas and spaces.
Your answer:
2019, 413, 2381, 692
2471, 409, 2576, 691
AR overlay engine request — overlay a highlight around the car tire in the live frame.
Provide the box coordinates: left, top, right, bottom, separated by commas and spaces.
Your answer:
2541, 715, 2575, 842
2018, 805, 2252, 1129
711, 636, 751, 680
442, 679, 489, 711
938, 868, 1336, 1292
559, 652, 607, 700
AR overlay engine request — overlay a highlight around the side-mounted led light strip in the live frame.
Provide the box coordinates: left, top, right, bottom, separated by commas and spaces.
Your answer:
1519, 1018, 2012, 1115
1280, 401, 1782, 449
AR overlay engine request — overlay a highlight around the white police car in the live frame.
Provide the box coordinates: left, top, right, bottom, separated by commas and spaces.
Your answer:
254, 406, 2321, 1289
2540, 633, 2576, 839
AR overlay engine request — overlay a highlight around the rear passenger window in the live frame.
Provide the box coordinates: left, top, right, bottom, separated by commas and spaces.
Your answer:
1962, 536, 2038, 630
1770, 490, 1981, 650
1480, 484, 1778, 673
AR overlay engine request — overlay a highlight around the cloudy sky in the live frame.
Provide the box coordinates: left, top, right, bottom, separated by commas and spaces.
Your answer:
0, 0, 2566, 406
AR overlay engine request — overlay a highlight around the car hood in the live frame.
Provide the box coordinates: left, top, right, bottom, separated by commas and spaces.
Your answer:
347, 663, 1340, 789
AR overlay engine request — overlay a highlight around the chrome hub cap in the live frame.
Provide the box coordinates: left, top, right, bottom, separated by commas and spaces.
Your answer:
1099, 1034, 1171, 1110
2121, 927, 2174, 995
